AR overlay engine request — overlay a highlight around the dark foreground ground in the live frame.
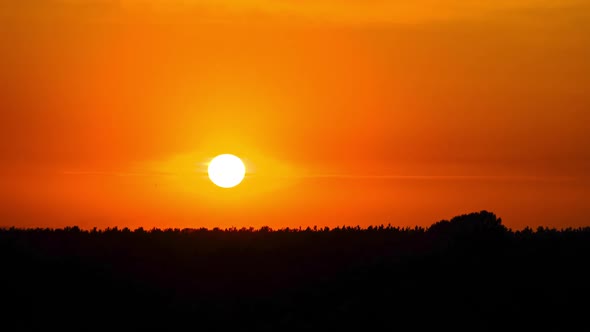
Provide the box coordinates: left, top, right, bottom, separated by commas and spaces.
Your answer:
1, 211, 589, 331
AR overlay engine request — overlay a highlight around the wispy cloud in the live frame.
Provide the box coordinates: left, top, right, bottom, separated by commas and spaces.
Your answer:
61, 170, 177, 177
284, 174, 578, 182
61, 169, 578, 182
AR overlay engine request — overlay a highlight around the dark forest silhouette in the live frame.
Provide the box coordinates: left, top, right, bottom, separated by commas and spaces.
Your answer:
1, 211, 589, 331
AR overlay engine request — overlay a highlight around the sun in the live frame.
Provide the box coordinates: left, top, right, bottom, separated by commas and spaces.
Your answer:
208, 154, 246, 188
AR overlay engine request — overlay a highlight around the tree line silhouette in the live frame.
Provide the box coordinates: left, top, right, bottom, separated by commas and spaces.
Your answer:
1, 211, 589, 331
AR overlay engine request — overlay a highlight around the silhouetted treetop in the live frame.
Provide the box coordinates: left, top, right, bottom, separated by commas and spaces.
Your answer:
2, 210, 590, 236
427, 210, 508, 237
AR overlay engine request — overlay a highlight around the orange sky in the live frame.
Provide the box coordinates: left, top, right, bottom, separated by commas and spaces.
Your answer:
1, 0, 590, 230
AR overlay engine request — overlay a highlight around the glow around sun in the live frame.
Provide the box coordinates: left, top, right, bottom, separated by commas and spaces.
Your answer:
208, 154, 246, 188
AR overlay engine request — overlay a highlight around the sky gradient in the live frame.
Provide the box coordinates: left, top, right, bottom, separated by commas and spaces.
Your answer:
1, 0, 589, 229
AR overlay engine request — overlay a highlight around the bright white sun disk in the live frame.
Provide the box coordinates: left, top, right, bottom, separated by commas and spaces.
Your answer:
208, 154, 246, 188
